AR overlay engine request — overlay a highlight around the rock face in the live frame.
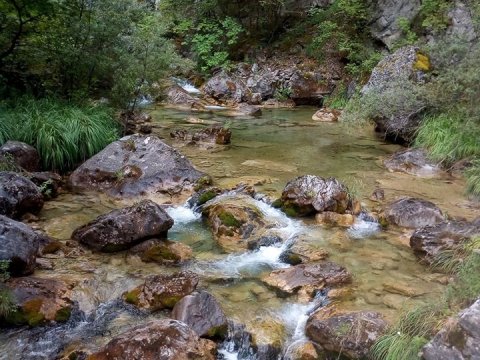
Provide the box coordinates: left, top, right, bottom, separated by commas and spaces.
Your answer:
123, 271, 199, 311
278, 175, 351, 216
0, 172, 44, 219
384, 148, 442, 177
69, 135, 206, 197
71, 200, 173, 252
410, 219, 480, 263
170, 127, 232, 145
384, 197, 444, 229
446, 1, 478, 42
172, 291, 228, 338
262, 262, 351, 297
361, 46, 428, 143
202, 195, 270, 252
423, 298, 480, 360
0, 215, 40, 276
370, 0, 421, 48
166, 84, 201, 106
0, 141, 41, 172
203, 71, 250, 103
3, 277, 73, 326
130, 239, 193, 264
306, 307, 387, 359
88, 319, 216, 360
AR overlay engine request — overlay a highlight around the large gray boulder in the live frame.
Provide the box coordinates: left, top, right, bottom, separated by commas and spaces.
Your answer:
202, 71, 250, 103
71, 200, 173, 252
384, 148, 442, 177
410, 219, 480, 263
69, 135, 206, 197
384, 197, 444, 229
0, 172, 44, 219
277, 175, 352, 217
423, 298, 480, 359
361, 46, 428, 143
172, 291, 228, 338
0, 141, 41, 172
0, 215, 40, 276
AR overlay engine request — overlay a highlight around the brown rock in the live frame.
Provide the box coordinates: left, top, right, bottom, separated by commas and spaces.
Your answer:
123, 271, 199, 311
130, 238, 193, 264
315, 212, 355, 227
384, 197, 444, 229
312, 108, 340, 122
88, 319, 216, 360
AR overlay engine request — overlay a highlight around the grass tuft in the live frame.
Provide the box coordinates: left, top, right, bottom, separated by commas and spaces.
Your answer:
0, 98, 120, 172
466, 160, 480, 198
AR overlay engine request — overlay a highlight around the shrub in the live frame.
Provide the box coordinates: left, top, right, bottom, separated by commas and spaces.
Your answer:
0, 98, 120, 172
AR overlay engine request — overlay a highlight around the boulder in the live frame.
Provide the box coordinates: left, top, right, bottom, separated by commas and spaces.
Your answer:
202, 71, 250, 103
0, 172, 44, 219
306, 307, 388, 359
288, 71, 326, 106
166, 84, 201, 106
279, 239, 329, 265
312, 108, 340, 122
0, 215, 40, 276
3, 277, 73, 326
170, 127, 232, 145
361, 46, 429, 143
0, 141, 41, 172
369, 0, 421, 48
410, 219, 480, 263
172, 291, 228, 338
123, 271, 199, 311
88, 319, 216, 360
28, 172, 63, 199
262, 262, 351, 297
277, 175, 352, 217
69, 135, 206, 197
384, 148, 441, 177
284, 340, 325, 360
237, 103, 262, 116
384, 197, 444, 228
422, 298, 480, 360
71, 200, 173, 252
202, 195, 271, 252
130, 238, 193, 264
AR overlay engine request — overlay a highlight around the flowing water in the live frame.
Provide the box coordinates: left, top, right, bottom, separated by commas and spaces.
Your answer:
1, 106, 479, 359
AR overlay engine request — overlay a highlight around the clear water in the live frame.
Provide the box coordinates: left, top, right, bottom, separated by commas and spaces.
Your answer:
1, 106, 478, 359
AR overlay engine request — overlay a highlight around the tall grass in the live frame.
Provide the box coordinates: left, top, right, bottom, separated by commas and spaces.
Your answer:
0, 98, 120, 172
371, 237, 480, 360
466, 160, 480, 198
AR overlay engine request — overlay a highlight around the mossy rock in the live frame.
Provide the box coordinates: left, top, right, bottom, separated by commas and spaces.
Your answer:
124, 288, 141, 305
414, 52, 431, 71
197, 190, 218, 206
218, 211, 242, 228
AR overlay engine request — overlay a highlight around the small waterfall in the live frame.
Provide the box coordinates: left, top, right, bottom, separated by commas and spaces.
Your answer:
172, 77, 201, 94
347, 212, 380, 239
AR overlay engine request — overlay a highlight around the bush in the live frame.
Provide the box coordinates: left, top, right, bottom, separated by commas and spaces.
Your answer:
0, 98, 120, 172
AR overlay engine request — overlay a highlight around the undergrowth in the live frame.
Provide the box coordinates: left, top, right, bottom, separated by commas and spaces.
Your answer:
0, 98, 120, 172
371, 237, 480, 360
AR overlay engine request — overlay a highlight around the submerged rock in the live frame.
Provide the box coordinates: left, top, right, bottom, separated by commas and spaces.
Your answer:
88, 319, 216, 360
123, 271, 199, 311
279, 239, 329, 265
0, 215, 40, 276
0, 141, 41, 172
0, 172, 44, 219
3, 277, 73, 327
72, 200, 173, 252
422, 298, 480, 360
315, 212, 355, 227
306, 307, 387, 359
69, 135, 206, 197
262, 262, 351, 297
170, 126, 232, 145
237, 103, 262, 116
172, 291, 228, 338
130, 238, 192, 264
384, 148, 442, 177
202, 195, 271, 252
410, 219, 480, 263
384, 197, 444, 229
277, 175, 352, 217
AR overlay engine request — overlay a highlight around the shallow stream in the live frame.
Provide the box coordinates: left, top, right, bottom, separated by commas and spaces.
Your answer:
1, 107, 478, 359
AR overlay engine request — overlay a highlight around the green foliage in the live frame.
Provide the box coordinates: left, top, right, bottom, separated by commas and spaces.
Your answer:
324, 84, 349, 109
420, 0, 452, 31
218, 211, 242, 228
0, 98, 120, 171
308, 0, 381, 77
273, 86, 292, 101
190, 17, 243, 72
394, 17, 419, 48
0, 260, 16, 318
466, 161, 480, 197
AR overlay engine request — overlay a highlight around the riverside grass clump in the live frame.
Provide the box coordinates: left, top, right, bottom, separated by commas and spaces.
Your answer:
371, 237, 480, 360
0, 98, 120, 172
